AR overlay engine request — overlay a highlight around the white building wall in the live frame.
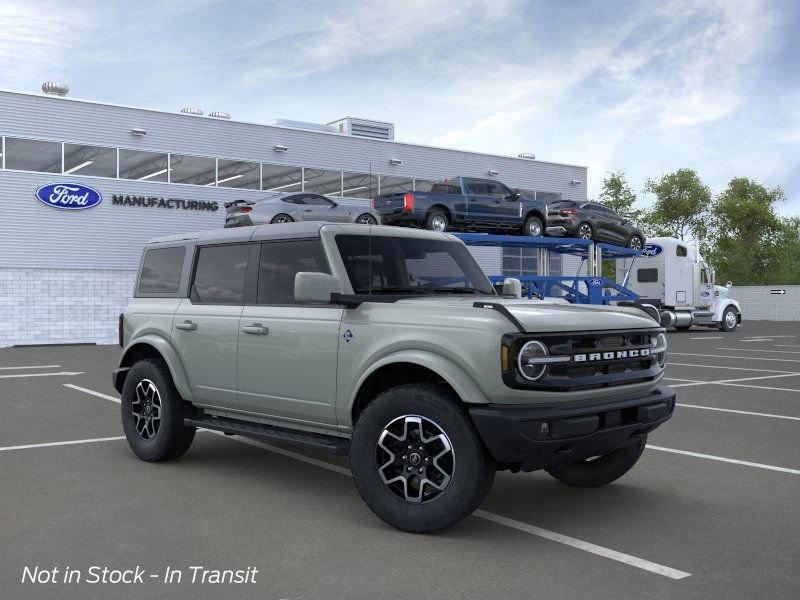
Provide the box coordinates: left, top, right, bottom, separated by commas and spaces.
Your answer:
729, 286, 800, 321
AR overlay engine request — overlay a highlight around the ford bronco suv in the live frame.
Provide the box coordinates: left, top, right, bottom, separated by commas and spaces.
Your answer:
114, 222, 674, 533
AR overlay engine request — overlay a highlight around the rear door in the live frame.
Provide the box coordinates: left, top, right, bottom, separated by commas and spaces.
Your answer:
172, 243, 252, 410
236, 238, 342, 426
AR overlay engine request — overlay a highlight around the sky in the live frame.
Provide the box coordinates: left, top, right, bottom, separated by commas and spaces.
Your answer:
1, 0, 799, 212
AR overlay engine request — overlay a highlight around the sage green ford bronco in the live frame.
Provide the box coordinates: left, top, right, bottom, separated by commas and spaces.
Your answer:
114, 222, 674, 533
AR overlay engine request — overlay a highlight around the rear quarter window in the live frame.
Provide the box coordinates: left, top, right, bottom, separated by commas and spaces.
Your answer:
137, 246, 186, 295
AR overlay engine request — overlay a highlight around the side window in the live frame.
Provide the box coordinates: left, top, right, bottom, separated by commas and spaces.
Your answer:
466, 180, 489, 195
282, 195, 304, 205
257, 240, 330, 304
637, 268, 659, 283
430, 181, 461, 194
701, 269, 709, 284
304, 195, 333, 206
486, 181, 510, 196
138, 246, 186, 295
192, 245, 250, 304
676, 245, 688, 257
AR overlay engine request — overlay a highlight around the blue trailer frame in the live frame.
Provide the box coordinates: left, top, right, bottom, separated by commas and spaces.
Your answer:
453, 233, 641, 305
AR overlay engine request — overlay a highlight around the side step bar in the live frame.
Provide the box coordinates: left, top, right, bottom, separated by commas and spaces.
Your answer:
185, 414, 350, 455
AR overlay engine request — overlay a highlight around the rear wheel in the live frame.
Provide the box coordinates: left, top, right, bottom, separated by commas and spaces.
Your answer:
424, 209, 449, 232
628, 235, 644, 251
350, 383, 495, 533
720, 306, 738, 332
522, 215, 543, 237
545, 436, 647, 487
356, 213, 377, 225
121, 359, 195, 462
270, 213, 294, 224
577, 222, 593, 240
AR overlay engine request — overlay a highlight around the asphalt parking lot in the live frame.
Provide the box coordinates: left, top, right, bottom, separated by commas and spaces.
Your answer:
2, 321, 799, 600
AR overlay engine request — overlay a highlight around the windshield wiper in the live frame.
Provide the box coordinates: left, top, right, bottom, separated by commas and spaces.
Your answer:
431, 287, 493, 295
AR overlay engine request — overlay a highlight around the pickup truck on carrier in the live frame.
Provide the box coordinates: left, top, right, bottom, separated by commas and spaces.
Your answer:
373, 176, 550, 236
114, 222, 675, 533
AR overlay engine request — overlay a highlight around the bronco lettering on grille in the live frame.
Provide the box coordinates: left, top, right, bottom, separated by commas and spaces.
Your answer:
572, 348, 651, 362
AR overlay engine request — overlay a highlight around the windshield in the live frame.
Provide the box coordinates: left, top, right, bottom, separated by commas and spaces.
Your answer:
335, 235, 495, 296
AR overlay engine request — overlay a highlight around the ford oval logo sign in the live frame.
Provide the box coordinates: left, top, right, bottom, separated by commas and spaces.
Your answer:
35, 183, 102, 210
588, 277, 604, 287
641, 243, 663, 257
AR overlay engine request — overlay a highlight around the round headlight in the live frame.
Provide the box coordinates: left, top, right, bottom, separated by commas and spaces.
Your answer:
652, 332, 667, 367
517, 340, 550, 381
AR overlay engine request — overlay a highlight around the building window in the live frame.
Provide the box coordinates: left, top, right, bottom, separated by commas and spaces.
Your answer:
341, 171, 377, 198
4, 137, 61, 173
119, 149, 169, 182
170, 154, 216, 186
63, 143, 117, 177
413, 178, 436, 192
262, 164, 302, 192
379, 175, 413, 196
217, 159, 260, 189
304, 168, 342, 196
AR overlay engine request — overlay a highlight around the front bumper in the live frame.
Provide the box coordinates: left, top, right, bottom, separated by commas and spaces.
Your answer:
469, 386, 675, 471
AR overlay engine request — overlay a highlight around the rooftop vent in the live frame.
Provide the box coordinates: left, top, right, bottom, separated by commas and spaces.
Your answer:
208, 111, 231, 119
42, 82, 69, 96
269, 119, 337, 134
518, 152, 536, 160
328, 117, 395, 141
180, 106, 203, 116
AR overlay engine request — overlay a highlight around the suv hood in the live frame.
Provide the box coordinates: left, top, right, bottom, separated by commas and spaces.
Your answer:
395, 296, 658, 332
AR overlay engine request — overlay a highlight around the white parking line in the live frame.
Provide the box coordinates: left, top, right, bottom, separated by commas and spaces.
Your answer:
776, 344, 800, 349
667, 372, 800, 388
0, 371, 84, 379
0, 436, 125, 452
63, 385, 691, 580
716, 347, 800, 354
739, 338, 773, 342
0, 364, 61, 371
647, 445, 800, 476
676, 403, 800, 421
671, 352, 800, 363
63, 383, 121, 403
669, 362, 800, 374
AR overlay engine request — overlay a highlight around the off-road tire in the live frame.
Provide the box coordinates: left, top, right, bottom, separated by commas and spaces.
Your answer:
121, 359, 195, 462
350, 383, 495, 533
270, 213, 294, 224
545, 436, 647, 487
423, 209, 449, 232
720, 306, 738, 332
522, 215, 544, 237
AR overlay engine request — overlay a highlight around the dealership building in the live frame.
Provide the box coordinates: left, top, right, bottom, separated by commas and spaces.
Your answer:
0, 84, 588, 346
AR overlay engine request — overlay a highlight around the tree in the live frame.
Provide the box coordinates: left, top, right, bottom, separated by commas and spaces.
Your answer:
642, 169, 711, 241
708, 178, 786, 285
598, 171, 641, 221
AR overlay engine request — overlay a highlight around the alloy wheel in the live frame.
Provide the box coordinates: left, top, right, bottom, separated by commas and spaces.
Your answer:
526, 220, 542, 236
430, 215, 447, 232
578, 224, 592, 239
725, 310, 737, 329
629, 236, 643, 250
272, 215, 292, 224
131, 379, 162, 440
356, 214, 377, 225
377, 415, 454, 503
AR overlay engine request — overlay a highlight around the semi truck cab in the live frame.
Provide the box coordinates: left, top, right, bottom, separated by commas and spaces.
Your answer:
616, 236, 742, 332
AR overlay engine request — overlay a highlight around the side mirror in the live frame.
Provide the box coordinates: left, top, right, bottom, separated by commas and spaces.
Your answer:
505, 189, 521, 201
726, 281, 732, 288
295, 272, 341, 303
329, 201, 338, 208
502, 277, 522, 299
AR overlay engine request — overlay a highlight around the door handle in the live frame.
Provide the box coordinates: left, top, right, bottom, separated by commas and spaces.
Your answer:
175, 320, 197, 331
242, 323, 269, 335
304, 208, 313, 212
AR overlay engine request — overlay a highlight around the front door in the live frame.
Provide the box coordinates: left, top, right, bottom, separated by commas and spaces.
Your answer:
172, 243, 252, 410
236, 239, 342, 426
299, 194, 349, 223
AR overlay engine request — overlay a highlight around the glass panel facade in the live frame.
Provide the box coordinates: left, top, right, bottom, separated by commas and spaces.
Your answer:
341, 171, 377, 198
217, 159, 260, 189
379, 175, 413, 195
304, 168, 342, 195
5, 137, 61, 173
119, 149, 169, 182
170, 154, 216, 186
262, 164, 302, 192
64, 144, 117, 177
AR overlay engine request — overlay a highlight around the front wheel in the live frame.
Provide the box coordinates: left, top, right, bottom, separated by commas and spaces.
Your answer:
720, 306, 738, 332
355, 213, 378, 225
522, 215, 543, 237
545, 436, 646, 487
350, 383, 495, 533
270, 213, 294, 224
576, 222, 593, 240
121, 359, 195, 462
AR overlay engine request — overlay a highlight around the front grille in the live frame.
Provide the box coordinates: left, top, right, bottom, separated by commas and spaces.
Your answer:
503, 328, 664, 391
